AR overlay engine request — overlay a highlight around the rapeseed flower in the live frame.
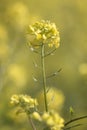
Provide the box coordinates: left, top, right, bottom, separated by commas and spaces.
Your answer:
31, 110, 64, 130
42, 110, 64, 130
10, 94, 38, 114
27, 20, 60, 48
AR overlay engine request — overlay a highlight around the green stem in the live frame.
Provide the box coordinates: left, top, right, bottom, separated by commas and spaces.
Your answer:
28, 115, 37, 130
65, 115, 87, 126
41, 44, 48, 112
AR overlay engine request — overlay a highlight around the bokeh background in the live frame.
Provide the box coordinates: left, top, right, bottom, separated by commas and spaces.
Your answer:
0, 0, 87, 130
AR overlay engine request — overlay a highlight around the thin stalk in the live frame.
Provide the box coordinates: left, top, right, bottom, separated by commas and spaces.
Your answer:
41, 44, 48, 112
65, 115, 87, 126
44, 48, 57, 57
64, 124, 82, 130
28, 115, 37, 130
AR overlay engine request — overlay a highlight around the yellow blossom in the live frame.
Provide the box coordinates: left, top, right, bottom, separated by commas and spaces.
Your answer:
42, 110, 64, 130
31, 112, 42, 121
27, 20, 60, 48
10, 94, 38, 114
10, 95, 19, 105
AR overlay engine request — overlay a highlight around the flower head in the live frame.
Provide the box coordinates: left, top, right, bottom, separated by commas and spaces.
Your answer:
10, 94, 38, 114
42, 110, 64, 130
31, 110, 64, 130
27, 20, 60, 48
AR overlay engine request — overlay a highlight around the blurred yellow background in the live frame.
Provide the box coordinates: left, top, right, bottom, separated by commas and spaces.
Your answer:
0, 0, 87, 130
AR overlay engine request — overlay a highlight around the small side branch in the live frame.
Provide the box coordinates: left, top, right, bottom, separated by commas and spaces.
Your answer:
30, 47, 40, 54
26, 42, 40, 54
65, 115, 87, 126
45, 48, 57, 57
47, 68, 62, 79
64, 123, 82, 130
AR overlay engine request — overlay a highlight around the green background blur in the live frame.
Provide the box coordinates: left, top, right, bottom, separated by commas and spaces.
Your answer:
0, 0, 87, 130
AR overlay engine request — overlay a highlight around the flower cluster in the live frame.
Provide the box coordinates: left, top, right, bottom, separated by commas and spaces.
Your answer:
42, 110, 64, 130
32, 110, 64, 130
10, 94, 38, 114
27, 20, 60, 48
10, 95, 64, 130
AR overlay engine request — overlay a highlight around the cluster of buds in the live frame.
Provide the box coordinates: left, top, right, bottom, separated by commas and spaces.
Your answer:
32, 110, 64, 130
27, 20, 60, 48
10, 94, 38, 114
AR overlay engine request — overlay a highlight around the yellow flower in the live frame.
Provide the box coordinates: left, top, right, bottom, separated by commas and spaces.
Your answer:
27, 20, 60, 48
30, 110, 64, 130
10, 94, 38, 114
42, 110, 64, 130
10, 95, 19, 105
31, 112, 42, 121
